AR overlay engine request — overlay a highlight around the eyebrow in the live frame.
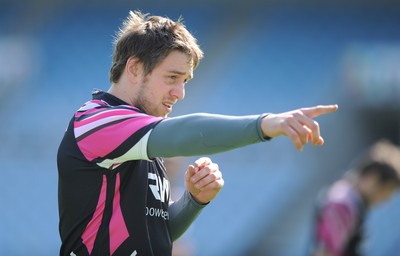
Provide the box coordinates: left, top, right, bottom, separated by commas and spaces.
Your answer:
167, 70, 193, 80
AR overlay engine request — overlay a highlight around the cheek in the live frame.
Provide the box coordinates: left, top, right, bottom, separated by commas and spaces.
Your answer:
381, 189, 395, 201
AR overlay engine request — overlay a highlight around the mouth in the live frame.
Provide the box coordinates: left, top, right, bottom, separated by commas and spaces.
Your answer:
163, 103, 173, 112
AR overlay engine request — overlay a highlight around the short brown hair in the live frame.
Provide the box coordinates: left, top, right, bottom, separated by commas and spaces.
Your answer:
354, 139, 400, 185
109, 10, 204, 83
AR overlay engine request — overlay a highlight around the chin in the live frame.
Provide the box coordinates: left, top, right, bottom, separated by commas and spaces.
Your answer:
153, 112, 168, 118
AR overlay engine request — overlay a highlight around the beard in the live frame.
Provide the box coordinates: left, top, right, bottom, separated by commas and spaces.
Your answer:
133, 79, 168, 118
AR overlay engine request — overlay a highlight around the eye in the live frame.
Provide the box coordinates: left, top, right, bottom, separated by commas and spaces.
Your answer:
169, 75, 177, 80
184, 76, 192, 84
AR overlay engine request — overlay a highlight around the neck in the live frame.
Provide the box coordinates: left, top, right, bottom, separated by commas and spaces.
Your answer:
108, 83, 134, 106
355, 178, 376, 208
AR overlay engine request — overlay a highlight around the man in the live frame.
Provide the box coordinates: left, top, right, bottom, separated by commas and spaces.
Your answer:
57, 10, 338, 256
311, 139, 400, 256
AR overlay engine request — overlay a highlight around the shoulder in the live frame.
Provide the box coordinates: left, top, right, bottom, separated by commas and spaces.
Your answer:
320, 180, 362, 219
75, 100, 162, 123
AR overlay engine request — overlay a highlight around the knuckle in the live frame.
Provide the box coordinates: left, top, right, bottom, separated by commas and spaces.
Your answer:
204, 166, 212, 174
293, 110, 303, 117
203, 157, 211, 163
212, 172, 219, 180
211, 163, 219, 171
299, 131, 308, 142
301, 129, 309, 138
280, 122, 291, 131
286, 116, 296, 123
308, 121, 319, 130
207, 173, 217, 181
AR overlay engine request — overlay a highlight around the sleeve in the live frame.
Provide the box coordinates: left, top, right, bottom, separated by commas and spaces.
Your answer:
74, 103, 163, 168
315, 202, 358, 256
168, 190, 207, 241
148, 113, 269, 158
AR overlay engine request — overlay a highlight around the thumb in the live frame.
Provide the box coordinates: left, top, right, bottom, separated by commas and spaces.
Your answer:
185, 165, 196, 181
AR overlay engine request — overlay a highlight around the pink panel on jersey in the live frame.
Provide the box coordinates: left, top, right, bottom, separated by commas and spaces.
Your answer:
76, 111, 162, 161
82, 175, 107, 255
109, 173, 129, 255
74, 112, 140, 138
74, 108, 139, 129
316, 203, 356, 256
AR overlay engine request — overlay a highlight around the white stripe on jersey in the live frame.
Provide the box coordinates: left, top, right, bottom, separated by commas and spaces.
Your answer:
96, 130, 152, 169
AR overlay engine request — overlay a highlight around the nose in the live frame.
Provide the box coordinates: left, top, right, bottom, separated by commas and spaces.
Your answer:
170, 83, 185, 100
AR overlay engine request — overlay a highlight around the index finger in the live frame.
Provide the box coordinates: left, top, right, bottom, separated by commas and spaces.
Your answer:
301, 104, 338, 119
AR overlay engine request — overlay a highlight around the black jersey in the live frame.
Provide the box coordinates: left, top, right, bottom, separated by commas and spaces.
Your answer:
57, 90, 171, 256
312, 180, 366, 256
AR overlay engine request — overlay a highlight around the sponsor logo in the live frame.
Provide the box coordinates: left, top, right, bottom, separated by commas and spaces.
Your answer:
148, 173, 170, 203
145, 207, 169, 220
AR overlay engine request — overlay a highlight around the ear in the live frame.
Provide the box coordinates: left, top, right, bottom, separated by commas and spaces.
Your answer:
364, 172, 380, 187
125, 57, 143, 82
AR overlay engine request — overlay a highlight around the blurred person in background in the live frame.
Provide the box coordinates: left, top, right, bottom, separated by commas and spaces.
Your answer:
310, 139, 400, 256
57, 10, 338, 256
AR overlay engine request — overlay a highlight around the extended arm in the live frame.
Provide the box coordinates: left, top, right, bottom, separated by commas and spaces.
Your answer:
148, 113, 268, 158
75, 103, 337, 166
149, 104, 338, 158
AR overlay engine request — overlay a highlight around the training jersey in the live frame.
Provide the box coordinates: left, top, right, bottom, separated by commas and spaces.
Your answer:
57, 90, 172, 256
313, 180, 366, 256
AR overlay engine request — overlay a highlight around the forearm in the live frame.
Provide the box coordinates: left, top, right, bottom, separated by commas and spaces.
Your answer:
169, 190, 207, 241
148, 113, 269, 158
